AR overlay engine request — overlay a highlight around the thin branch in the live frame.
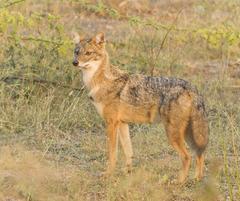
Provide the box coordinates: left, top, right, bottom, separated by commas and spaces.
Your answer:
6, 35, 64, 46
19, 36, 63, 46
150, 9, 183, 76
0, 0, 25, 9
1, 76, 85, 92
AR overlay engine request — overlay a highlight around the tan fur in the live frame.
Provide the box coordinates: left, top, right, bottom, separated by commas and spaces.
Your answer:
72, 33, 209, 183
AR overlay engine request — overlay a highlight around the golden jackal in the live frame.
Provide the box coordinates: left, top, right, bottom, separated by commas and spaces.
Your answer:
72, 32, 208, 183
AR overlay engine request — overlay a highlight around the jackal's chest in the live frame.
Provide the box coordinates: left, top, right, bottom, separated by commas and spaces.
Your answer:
88, 86, 104, 117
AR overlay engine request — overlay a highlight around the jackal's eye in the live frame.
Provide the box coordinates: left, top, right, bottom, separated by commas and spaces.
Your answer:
85, 51, 92, 56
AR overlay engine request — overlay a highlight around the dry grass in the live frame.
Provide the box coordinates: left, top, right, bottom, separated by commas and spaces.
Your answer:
0, 144, 222, 201
0, 145, 90, 201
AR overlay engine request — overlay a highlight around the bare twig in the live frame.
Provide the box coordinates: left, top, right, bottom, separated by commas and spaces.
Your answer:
0, 0, 25, 9
6, 35, 64, 46
18, 36, 64, 46
0, 34, 65, 46
1, 76, 85, 92
150, 9, 183, 76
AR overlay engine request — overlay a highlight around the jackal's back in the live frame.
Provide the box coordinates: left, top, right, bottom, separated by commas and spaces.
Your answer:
120, 74, 206, 116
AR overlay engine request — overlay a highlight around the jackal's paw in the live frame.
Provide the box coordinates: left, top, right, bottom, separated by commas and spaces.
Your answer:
169, 178, 186, 186
123, 164, 132, 174
169, 174, 187, 185
95, 170, 112, 179
194, 175, 204, 183
170, 178, 179, 185
178, 172, 188, 184
194, 173, 204, 182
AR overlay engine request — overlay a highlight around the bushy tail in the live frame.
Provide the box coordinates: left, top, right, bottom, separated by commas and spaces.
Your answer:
191, 106, 209, 155
186, 97, 209, 155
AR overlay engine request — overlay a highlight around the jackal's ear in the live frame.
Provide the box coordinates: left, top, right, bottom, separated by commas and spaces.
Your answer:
72, 32, 82, 44
93, 32, 105, 45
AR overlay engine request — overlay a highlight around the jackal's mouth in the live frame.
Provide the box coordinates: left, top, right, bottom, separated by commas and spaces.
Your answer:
78, 63, 89, 69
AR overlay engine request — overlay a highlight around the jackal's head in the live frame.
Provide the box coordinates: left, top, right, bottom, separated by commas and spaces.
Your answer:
72, 32, 106, 69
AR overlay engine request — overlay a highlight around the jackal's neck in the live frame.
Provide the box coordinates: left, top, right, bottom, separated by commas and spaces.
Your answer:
87, 52, 115, 89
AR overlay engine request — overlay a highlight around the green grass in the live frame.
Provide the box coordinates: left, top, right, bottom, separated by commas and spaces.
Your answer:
0, 0, 240, 200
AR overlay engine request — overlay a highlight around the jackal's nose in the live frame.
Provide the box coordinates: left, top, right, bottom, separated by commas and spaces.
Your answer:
72, 60, 79, 66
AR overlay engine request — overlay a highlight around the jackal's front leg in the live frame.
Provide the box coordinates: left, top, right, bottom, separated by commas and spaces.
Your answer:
119, 123, 133, 173
106, 121, 119, 175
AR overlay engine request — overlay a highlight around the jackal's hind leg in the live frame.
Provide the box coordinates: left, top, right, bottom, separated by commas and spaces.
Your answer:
166, 125, 191, 183
172, 140, 191, 183
119, 122, 133, 173
195, 152, 204, 180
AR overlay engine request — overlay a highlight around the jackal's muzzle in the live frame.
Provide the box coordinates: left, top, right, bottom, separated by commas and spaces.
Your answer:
72, 60, 79, 66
